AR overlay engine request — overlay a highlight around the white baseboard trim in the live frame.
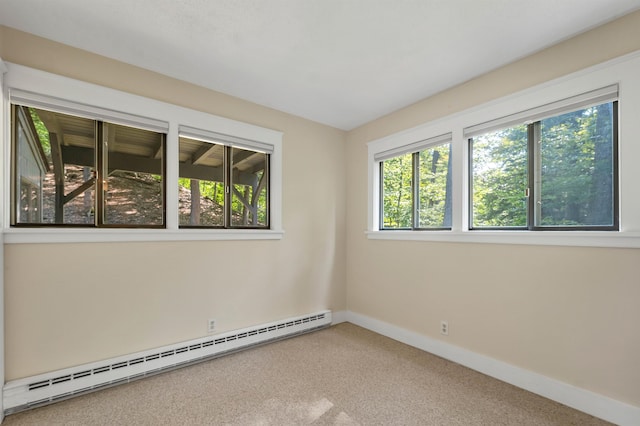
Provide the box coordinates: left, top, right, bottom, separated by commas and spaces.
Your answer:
331, 310, 348, 325
346, 310, 640, 426
3, 311, 332, 414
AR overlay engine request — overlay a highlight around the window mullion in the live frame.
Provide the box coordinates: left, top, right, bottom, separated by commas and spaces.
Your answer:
378, 161, 384, 230
96, 121, 105, 227
224, 145, 231, 228
412, 152, 419, 229
10, 105, 18, 226
467, 138, 474, 230
265, 154, 271, 228
612, 101, 620, 230
527, 123, 538, 230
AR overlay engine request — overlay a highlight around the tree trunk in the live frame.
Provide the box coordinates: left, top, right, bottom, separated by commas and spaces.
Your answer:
428, 150, 440, 208
443, 144, 453, 227
243, 186, 250, 224
588, 103, 613, 225
190, 179, 200, 225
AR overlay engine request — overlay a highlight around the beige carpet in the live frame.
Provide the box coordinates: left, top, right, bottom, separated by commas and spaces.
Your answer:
2, 323, 611, 425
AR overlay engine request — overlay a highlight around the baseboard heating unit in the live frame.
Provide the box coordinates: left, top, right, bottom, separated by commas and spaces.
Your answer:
3, 310, 332, 415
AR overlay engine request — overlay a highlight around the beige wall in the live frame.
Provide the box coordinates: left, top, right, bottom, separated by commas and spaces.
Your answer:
3, 8, 640, 410
346, 11, 640, 406
0, 27, 347, 380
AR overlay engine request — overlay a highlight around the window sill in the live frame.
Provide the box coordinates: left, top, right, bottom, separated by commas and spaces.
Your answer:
365, 230, 640, 248
2, 228, 285, 244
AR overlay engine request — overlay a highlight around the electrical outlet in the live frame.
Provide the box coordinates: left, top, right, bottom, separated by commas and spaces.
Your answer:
207, 319, 216, 333
440, 320, 449, 336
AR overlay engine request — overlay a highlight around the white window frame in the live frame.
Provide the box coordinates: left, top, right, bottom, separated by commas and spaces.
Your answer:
1, 63, 284, 243
367, 51, 640, 248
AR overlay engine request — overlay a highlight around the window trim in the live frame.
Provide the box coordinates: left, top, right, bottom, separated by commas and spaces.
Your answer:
178, 125, 274, 154
367, 50, 640, 248
2, 63, 283, 243
462, 85, 618, 139
374, 132, 451, 162
11, 89, 169, 134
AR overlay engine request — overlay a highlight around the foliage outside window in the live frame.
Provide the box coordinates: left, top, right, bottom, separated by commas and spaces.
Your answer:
381, 142, 452, 229
471, 124, 528, 228
178, 136, 269, 228
11, 105, 165, 227
470, 101, 617, 230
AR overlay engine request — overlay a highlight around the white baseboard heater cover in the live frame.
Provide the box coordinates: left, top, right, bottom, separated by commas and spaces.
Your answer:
3, 310, 332, 414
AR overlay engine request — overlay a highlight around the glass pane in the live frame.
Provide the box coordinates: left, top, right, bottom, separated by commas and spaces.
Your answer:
230, 147, 268, 227
537, 102, 615, 227
14, 106, 96, 225
381, 152, 412, 228
418, 143, 452, 228
471, 124, 528, 228
103, 123, 164, 226
178, 137, 225, 227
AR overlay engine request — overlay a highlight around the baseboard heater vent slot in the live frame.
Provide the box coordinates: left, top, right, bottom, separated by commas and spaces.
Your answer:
4, 310, 332, 415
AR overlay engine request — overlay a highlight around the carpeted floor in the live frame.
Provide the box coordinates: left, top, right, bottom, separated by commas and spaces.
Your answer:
2, 323, 611, 425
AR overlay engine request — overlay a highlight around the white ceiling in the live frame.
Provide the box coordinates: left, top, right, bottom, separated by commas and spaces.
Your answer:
1, 1, 639, 130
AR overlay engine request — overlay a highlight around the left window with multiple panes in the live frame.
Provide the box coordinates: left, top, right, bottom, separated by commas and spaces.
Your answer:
11, 104, 166, 227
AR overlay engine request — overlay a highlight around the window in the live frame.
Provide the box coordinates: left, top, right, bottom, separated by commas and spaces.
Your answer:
470, 124, 529, 228
178, 137, 225, 227
381, 152, 412, 228
378, 134, 452, 230
469, 100, 618, 230
178, 126, 270, 229
367, 62, 639, 247
3, 64, 283, 243
11, 104, 166, 228
230, 146, 269, 227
